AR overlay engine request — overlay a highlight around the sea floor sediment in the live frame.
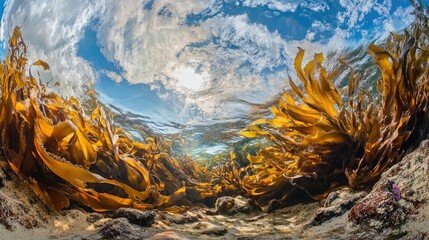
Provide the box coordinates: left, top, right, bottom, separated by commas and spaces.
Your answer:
1, 140, 428, 239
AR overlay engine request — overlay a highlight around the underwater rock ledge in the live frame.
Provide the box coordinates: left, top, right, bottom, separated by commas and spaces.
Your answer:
349, 139, 429, 234
0, 138, 428, 239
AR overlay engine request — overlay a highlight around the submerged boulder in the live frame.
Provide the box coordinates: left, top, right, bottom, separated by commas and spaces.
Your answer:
98, 218, 150, 240
149, 231, 189, 240
201, 226, 228, 236
349, 140, 429, 230
112, 208, 156, 227
311, 188, 366, 225
162, 212, 199, 225
214, 195, 261, 215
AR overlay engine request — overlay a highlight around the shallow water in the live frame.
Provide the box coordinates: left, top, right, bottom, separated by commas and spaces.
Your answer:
99, 43, 380, 160
0, 0, 415, 159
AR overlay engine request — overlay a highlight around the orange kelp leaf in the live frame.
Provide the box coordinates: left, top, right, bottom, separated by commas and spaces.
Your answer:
285, 104, 321, 124
288, 76, 305, 99
10, 26, 21, 47
294, 48, 308, 86
302, 132, 349, 145
46, 189, 70, 211
51, 120, 76, 140
72, 189, 141, 212
99, 178, 151, 201
75, 130, 96, 164
34, 129, 104, 188
29, 180, 70, 211
33, 60, 50, 70
87, 90, 97, 96
368, 43, 395, 101
240, 130, 267, 138
15, 102, 30, 122
14, 72, 25, 88
2, 18, 428, 214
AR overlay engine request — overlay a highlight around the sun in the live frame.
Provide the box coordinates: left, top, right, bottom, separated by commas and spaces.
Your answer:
172, 66, 210, 92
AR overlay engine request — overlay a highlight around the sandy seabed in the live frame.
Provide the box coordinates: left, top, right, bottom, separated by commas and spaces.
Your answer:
1, 140, 429, 240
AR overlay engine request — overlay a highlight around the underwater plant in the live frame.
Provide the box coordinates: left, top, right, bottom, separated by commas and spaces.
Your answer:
0, 2, 428, 214
239, 8, 429, 203
0, 27, 220, 212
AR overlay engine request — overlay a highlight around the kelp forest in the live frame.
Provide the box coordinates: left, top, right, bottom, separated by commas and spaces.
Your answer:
0, 2, 428, 214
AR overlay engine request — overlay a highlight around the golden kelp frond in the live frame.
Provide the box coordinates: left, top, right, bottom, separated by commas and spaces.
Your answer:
207, 152, 243, 196
1, 11, 428, 213
0, 27, 216, 212
241, 23, 429, 201
240, 48, 362, 198
347, 27, 429, 186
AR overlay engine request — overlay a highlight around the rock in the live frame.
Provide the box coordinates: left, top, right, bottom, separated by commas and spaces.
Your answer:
59, 235, 87, 240
266, 199, 283, 213
87, 212, 104, 223
348, 180, 406, 229
349, 140, 429, 230
164, 212, 199, 224
205, 209, 217, 215
112, 208, 156, 227
0, 193, 44, 230
215, 196, 235, 214
310, 188, 366, 225
201, 226, 228, 236
98, 218, 148, 240
383, 230, 427, 240
215, 195, 261, 215
149, 231, 189, 240
99, 218, 133, 238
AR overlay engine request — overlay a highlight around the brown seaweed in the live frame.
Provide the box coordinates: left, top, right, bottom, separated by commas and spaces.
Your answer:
239, 15, 429, 202
0, 27, 217, 212
0, 3, 428, 212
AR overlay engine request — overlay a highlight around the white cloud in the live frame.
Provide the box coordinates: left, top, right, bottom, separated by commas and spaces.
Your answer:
102, 70, 123, 83
338, 0, 392, 30
1, 0, 105, 98
243, 0, 300, 12
92, 3, 292, 117
95, 0, 210, 86
305, 20, 334, 41
0, 0, 415, 126
179, 14, 291, 115
172, 65, 210, 91
242, 0, 329, 12
379, 6, 414, 36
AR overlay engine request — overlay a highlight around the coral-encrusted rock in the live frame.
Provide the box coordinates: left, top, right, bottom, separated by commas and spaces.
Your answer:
349, 140, 429, 230
311, 188, 366, 225
215, 195, 261, 215
348, 180, 406, 228
112, 208, 156, 227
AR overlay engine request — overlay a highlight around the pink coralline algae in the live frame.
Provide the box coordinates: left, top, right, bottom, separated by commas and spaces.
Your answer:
390, 182, 401, 201
348, 180, 406, 229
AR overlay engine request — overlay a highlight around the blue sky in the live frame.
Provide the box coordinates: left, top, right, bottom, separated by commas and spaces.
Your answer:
0, 1, 4, 59
70, 0, 413, 131
0, 0, 418, 135
0, 0, 420, 155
